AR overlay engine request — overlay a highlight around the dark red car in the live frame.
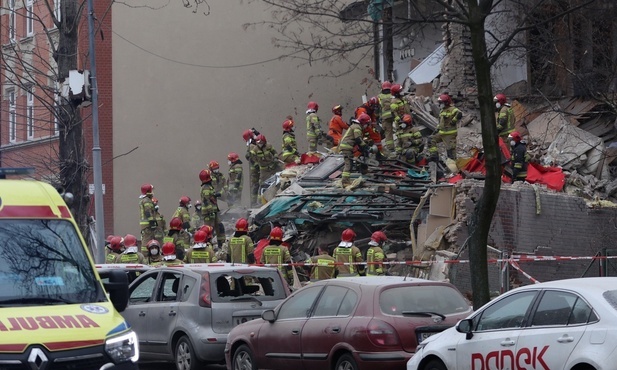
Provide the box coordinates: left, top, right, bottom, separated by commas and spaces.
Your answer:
224, 276, 472, 370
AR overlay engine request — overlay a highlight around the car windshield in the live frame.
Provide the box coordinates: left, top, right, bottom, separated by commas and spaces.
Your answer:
380, 285, 470, 316
211, 270, 287, 302
0, 219, 103, 305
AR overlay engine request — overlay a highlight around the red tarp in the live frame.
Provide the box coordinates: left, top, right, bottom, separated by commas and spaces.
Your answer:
300, 153, 321, 165
526, 162, 565, 191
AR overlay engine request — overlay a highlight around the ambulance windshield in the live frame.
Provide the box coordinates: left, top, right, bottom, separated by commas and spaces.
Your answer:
0, 219, 103, 305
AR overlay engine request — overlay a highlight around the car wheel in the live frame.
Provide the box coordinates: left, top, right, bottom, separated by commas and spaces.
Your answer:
335, 353, 358, 370
232, 344, 256, 370
175, 336, 203, 370
423, 359, 447, 370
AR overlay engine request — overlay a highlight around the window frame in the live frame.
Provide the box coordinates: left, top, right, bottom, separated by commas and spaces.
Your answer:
8, 89, 16, 143
8, 0, 16, 42
54, 0, 61, 23
26, 0, 34, 36
26, 87, 34, 139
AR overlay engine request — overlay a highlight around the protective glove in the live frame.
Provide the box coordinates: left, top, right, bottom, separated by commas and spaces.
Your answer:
149, 220, 157, 229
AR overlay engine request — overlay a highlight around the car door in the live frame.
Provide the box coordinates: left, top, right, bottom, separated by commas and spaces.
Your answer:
301, 285, 358, 370
122, 270, 160, 355
256, 285, 323, 370
148, 271, 182, 357
455, 290, 538, 370
515, 290, 590, 370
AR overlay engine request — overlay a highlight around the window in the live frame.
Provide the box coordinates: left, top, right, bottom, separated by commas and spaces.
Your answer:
277, 286, 322, 320
54, 0, 61, 23
313, 286, 358, 317
475, 291, 537, 331
380, 285, 470, 316
156, 272, 182, 302
27, 88, 34, 139
8, 90, 16, 143
129, 273, 158, 304
531, 290, 594, 326
26, 0, 34, 36
9, 0, 16, 41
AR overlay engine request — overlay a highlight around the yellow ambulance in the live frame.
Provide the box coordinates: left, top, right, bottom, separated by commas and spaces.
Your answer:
0, 168, 138, 369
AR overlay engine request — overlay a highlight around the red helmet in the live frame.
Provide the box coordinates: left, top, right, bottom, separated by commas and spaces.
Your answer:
179, 196, 191, 206
256, 134, 267, 145
170, 217, 183, 231
199, 225, 214, 239
381, 81, 392, 90
124, 234, 137, 247
106, 234, 115, 244
282, 119, 294, 132
228, 152, 239, 162
199, 169, 212, 183
269, 227, 284, 241
391, 84, 403, 95
194, 200, 202, 207
438, 94, 452, 106
509, 131, 522, 142
332, 105, 342, 115
147, 239, 160, 249
341, 228, 356, 242
209, 160, 220, 170
236, 218, 249, 232
494, 93, 507, 105
242, 129, 253, 142
307, 101, 319, 111
368, 97, 379, 107
371, 231, 388, 244
162, 242, 176, 256
140, 183, 154, 195
194, 230, 207, 243
110, 236, 123, 251
402, 114, 413, 124
358, 113, 372, 125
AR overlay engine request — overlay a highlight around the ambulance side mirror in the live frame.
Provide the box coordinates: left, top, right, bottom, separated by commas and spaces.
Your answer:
456, 319, 474, 340
104, 270, 130, 313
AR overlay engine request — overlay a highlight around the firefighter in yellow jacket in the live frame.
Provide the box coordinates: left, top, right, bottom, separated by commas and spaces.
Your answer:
160, 242, 184, 266
172, 196, 193, 232
164, 217, 191, 261
338, 114, 371, 187
138, 183, 157, 244
333, 228, 365, 277
395, 114, 424, 164
228, 218, 255, 264
494, 93, 515, 140
378, 81, 394, 153
390, 84, 410, 128
306, 245, 338, 281
185, 230, 216, 263
243, 128, 261, 207
227, 152, 243, 205
367, 231, 387, 276
114, 234, 146, 264
249, 134, 279, 188
281, 118, 300, 164
260, 227, 293, 284
199, 169, 224, 247
306, 101, 323, 152
429, 93, 463, 160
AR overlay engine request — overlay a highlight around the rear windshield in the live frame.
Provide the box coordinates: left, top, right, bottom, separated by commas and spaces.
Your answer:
380, 285, 470, 316
0, 219, 104, 305
211, 270, 287, 302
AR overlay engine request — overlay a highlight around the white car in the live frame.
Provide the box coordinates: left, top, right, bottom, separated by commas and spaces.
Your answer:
407, 277, 617, 370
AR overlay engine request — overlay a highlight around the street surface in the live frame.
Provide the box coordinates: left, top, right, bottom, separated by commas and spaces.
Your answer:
140, 363, 226, 370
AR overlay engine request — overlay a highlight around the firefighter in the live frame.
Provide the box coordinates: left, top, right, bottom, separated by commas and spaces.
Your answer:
390, 84, 410, 159
306, 245, 338, 281
306, 101, 324, 152
164, 217, 190, 261
106, 236, 123, 263
160, 242, 184, 266
260, 227, 293, 284
199, 169, 224, 247
172, 196, 193, 232
354, 97, 379, 123
378, 81, 395, 153
185, 230, 216, 263
152, 197, 166, 246
249, 134, 279, 190
138, 183, 157, 245
429, 93, 463, 160
395, 114, 423, 164
355, 97, 383, 158
280, 118, 300, 164
509, 131, 528, 182
115, 234, 146, 264
227, 152, 243, 206
145, 239, 163, 266
494, 93, 515, 140
366, 231, 387, 276
338, 114, 370, 187
243, 128, 261, 207
192, 200, 204, 230
227, 218, 255, 264
328, 105, 349, 147
209, 160, 228, 201
333, 228, 365, 277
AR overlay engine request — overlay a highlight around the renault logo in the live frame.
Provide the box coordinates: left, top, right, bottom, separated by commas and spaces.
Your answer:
27, 348, 48, 370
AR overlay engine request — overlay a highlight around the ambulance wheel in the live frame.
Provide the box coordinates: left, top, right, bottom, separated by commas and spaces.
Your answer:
175, 335, 204, 370
423, 359, 447, 370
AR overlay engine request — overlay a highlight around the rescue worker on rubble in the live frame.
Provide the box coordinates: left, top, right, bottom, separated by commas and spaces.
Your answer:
139, 183, 157, 245
209, 160, 228, 201
161, 241, 184, 266
494, 93, 516, 140
306, 245, 338, 281
227, 152, 243, 205
429, 93, 463, 160
249, 134, 279, 189
152, 197, 166, 246
355, 97, 379, 123
281, 117, 300, 164
185, 230, 216, 263
145, 239, 163, 266
172, 196, 193, 233
243, 128, 261, 206
106, 236, 124, 263
378, 81, 395, 154
192, 201, 204, 230
390, 84, 410, 150
261, 227, 293, 284
164, 217, 190, 261
306, 101, 325, 152
395, 114, 424, 164
328, 105, 349, 147
199, 169, 225, 248
333, 228, 365, 277
227, 218, 255, 264
115, 234, 146, 264
509, 131, 529, 182
366, 231, 387, 276
338, 113, 371, 187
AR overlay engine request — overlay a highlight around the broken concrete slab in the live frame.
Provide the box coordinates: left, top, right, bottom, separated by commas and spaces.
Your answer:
526, 111, 571, 144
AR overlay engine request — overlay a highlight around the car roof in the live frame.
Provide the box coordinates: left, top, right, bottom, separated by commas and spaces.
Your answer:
145, 263, 280, 274
321, 276, 451, 286
95, 264, 152, 270
514, 277, 617, 295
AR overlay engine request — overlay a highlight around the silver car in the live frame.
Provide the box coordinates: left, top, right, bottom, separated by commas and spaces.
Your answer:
122, 263, 291, 370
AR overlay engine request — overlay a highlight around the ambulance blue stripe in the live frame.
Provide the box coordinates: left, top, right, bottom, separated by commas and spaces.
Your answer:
106, 321, 130, 336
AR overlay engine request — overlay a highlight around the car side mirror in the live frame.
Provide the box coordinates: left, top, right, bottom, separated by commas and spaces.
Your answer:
456, 319, 474, 340
262, 309, 276, 323
103, 270, 129, 313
